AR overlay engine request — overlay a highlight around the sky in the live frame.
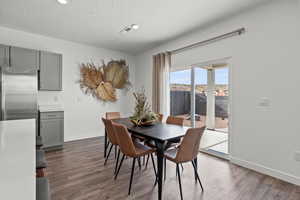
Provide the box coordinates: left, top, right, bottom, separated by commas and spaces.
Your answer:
170, 68, 228, 85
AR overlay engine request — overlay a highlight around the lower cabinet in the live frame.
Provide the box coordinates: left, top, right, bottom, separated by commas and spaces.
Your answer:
39, 111, 64, 151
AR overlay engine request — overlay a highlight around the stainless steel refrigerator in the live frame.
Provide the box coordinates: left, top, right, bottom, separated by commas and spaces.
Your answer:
0, 67, 38, 121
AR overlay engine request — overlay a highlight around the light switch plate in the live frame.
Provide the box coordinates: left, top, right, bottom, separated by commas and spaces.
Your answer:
258, 97, 271, 107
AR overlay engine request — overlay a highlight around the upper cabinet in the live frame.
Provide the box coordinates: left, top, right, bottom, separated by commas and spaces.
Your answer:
39, 51, 62, 91
10, 46, 39, 71
0, 44, 62, 91
0, 44, 9, 67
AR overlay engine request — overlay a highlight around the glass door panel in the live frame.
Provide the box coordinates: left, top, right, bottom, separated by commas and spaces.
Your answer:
214, 67, 229, 133
170, 69, 191, 126
194, 68, 207, 128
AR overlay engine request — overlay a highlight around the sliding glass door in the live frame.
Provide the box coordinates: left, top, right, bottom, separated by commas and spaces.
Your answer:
170, 63, 230, 159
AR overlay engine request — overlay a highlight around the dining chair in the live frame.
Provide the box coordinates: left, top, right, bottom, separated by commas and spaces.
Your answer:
106, 112, 121, 120
164, 126, 205, 200
157, 113, 164, 122
105, 112, 121, 158
166, 116, 184, 126
165, 116, 185, 147
112, 122, 157, 195
102, 118, 121, 174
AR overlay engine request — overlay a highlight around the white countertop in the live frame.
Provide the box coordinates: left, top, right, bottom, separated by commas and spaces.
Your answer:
0, 119, 35, 200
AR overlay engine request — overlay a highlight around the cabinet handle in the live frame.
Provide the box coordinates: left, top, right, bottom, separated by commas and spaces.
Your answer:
47, 114, 58, 117
8, 47, 11, 67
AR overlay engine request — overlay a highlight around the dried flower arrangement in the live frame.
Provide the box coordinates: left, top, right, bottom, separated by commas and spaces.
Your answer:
129, 88, 158, 126
79, 60, 130, 102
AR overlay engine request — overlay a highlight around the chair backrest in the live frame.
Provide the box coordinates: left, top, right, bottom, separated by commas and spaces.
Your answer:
102, 118, 118, 145
111, 122, 137, 157
106, 112, 121, 120
175, 126, 205, 163
157, 113, 163, 122
166, 116, 184, 126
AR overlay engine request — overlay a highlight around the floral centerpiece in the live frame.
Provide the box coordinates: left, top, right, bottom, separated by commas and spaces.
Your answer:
129, 88, 158, 126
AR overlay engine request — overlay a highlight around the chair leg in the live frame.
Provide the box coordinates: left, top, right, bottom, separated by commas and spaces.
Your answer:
104, 131, 107, 158
176, 163, 183, 179
164, 158, 167, 181
176, 165, 178, 180
104, 144, 113, 165
191, 161, 204, 191
150, 153, 159, 186
192, 160, 197, 182
138, 157, 142, 170
114, 148, 121, 175
128, 158, 136, 195
150, 154, 157, 175
176, 164, 184, 200
145, 154, 150, 169
115, 154, 125, 180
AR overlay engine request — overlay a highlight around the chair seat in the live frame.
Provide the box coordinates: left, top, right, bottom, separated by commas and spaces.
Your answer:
164, 148, 179, 163
145, 139, 156, 148
36, 150, 47, 169
132, 134, 146, 142
36, 177, 51, 200
134, 141, 156, 157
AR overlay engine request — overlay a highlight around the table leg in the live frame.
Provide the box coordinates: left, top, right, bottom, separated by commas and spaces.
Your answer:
104, 131, 107, 158
155, 141, 165, 200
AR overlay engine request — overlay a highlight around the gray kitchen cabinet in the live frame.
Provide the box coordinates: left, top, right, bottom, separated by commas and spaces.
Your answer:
0, 44, 9, 67
39, 111, 64, 151
39, 51, 62, 91
9, 46, 39, 71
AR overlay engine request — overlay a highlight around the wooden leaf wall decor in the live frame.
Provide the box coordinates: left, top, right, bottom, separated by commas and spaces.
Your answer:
79, 60, 130, 102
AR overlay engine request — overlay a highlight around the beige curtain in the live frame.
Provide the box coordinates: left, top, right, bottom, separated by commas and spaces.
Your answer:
152, 52, 171, 117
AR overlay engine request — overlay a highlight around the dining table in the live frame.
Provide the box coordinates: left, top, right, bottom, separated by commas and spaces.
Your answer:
113, 118, 198, 200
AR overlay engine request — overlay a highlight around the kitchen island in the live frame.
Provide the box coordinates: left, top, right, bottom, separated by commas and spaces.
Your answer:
0, 119, 35, 200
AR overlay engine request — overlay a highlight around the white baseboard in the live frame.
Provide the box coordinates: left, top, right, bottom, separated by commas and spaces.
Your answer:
230, 156, 300, 186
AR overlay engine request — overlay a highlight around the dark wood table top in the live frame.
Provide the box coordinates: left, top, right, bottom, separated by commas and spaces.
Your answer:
113, 118, 189, 142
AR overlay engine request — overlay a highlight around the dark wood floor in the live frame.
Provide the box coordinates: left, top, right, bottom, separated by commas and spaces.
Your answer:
46, 137, 300, 200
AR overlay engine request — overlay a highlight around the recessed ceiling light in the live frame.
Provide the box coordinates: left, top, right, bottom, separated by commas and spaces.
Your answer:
131, 24, 139, 30
120, 24, 139, 34
57, 0, 68, 5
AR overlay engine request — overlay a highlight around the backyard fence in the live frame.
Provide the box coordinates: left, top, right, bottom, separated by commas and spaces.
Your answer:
170, 91, 228, 118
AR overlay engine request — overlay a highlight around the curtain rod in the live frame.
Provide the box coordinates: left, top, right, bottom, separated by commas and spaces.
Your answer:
170, 28, 245, 54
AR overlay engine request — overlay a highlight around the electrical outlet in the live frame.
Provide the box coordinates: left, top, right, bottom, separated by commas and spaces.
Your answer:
294, 151, 300, 162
